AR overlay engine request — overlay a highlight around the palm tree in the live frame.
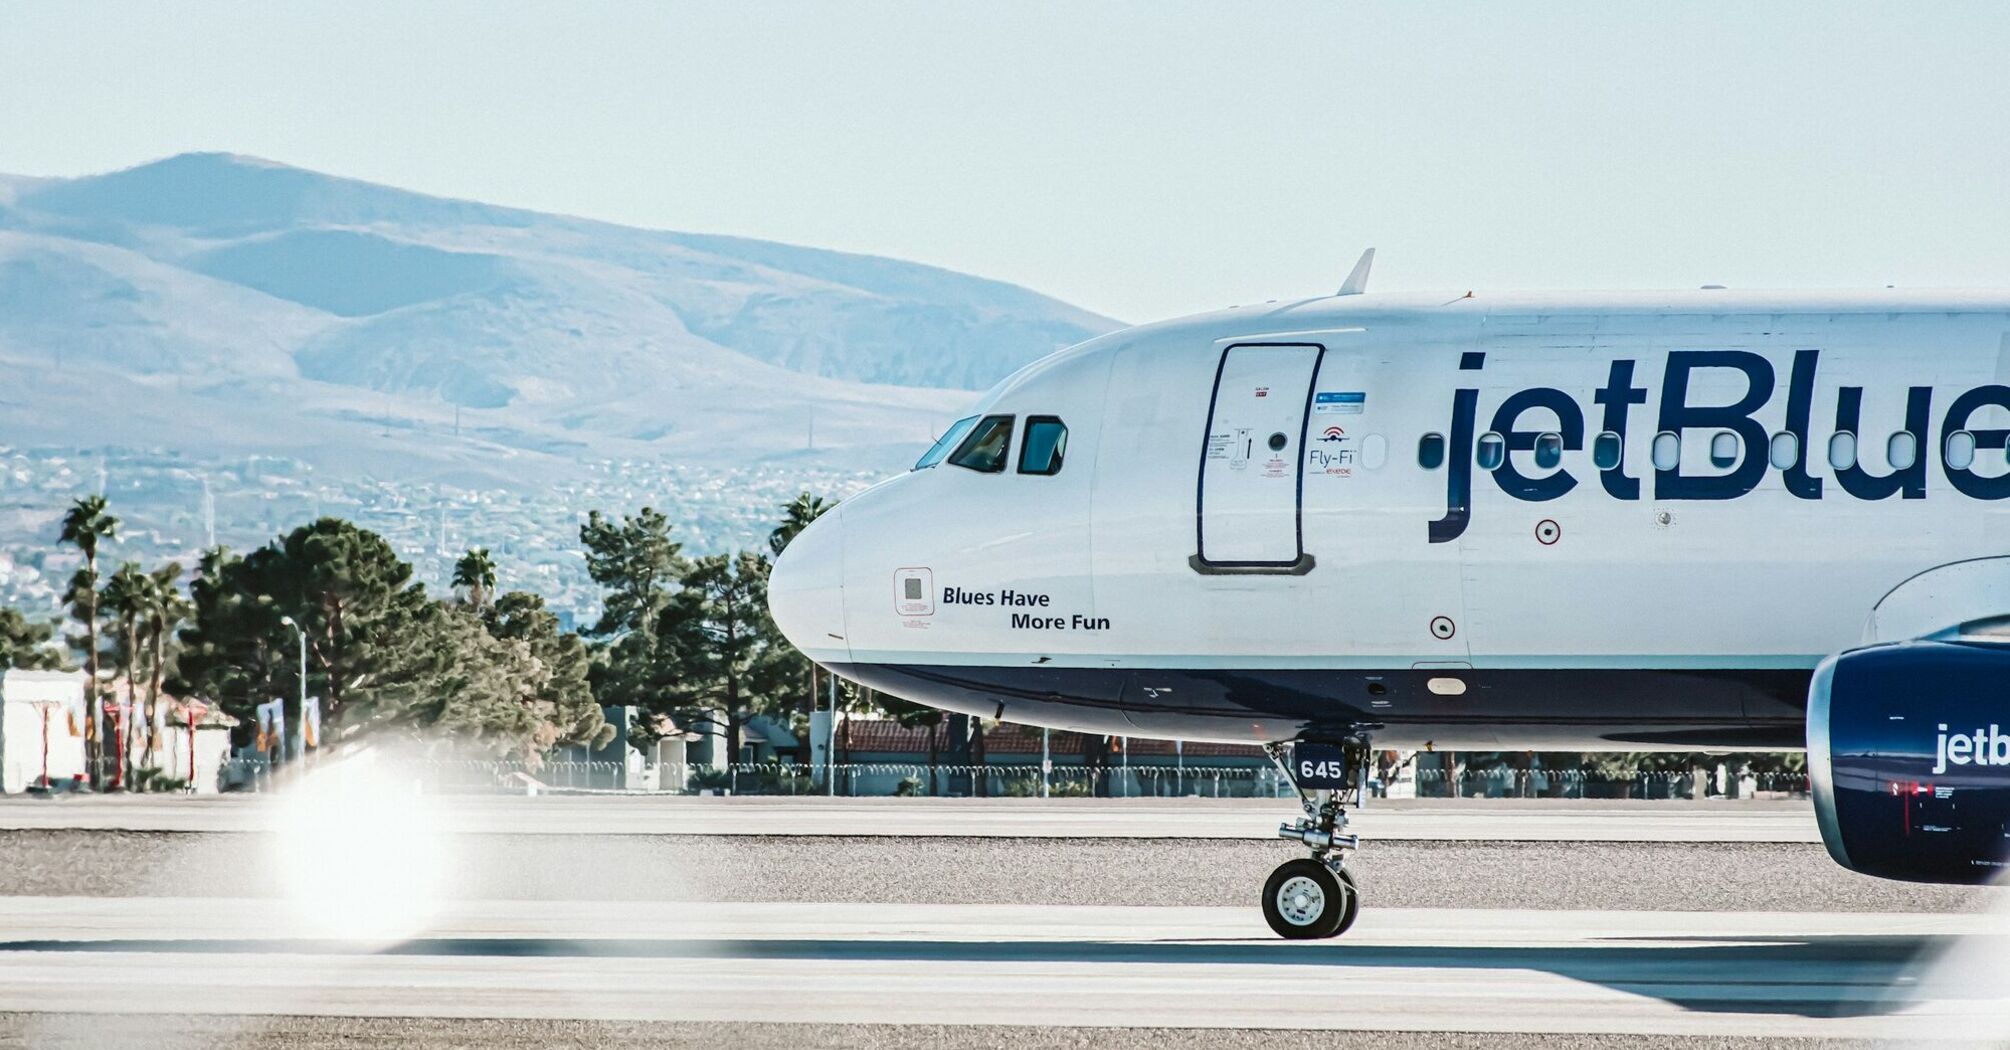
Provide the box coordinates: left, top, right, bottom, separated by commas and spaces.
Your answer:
58, 495, 118, 786
141, 563, 188, 759
100, 562, 149, 788
768, 493, 832, 557
453, 547, 497, 608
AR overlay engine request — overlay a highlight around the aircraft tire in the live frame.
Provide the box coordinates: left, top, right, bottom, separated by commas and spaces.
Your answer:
1261, 858, 1351, 939
1332, 866, 1360, 936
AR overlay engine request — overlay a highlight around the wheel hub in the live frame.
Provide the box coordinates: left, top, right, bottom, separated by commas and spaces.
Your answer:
1276, 875, 1326, 925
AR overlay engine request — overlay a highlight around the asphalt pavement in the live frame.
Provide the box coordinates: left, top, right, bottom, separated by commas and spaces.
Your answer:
0, 794, 1823, 841
0, 898, 1996, 1040
0, 795, 1994, 1048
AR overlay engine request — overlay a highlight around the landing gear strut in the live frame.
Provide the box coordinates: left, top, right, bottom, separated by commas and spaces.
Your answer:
1260, 736, 1371, 940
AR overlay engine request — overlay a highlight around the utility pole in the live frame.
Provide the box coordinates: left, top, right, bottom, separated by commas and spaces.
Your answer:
826, 672, 837, 796
1041, 727, 1050, 799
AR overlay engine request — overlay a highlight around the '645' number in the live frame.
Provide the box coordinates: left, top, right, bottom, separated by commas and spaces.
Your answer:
1290, 742, 1352, 789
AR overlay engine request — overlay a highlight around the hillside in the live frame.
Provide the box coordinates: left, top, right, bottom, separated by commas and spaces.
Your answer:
0, 153, 1121, 478
0, 153, 1123, 616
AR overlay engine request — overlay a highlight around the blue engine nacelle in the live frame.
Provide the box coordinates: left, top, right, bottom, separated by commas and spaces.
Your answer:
1809, 640, 2010, 883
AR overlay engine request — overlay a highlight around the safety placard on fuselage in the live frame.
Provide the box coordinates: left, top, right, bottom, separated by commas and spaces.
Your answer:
1314, 391, 1367, 414
941, 585, 1110, 632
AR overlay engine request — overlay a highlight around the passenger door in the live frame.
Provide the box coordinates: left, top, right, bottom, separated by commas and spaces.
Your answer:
1195, 342, 1324, 571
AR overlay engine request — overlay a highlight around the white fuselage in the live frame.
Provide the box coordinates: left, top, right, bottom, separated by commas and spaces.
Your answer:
769, 289, 2010, 749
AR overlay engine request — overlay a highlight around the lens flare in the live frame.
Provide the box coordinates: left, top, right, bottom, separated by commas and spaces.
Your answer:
1883, 875, 2010, 1044
269, 748, 450, 942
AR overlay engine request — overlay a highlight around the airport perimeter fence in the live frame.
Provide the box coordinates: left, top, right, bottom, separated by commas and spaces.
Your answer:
689, 764, 1809, 799
217, 756, 629, 793
215, 756, 1807, 799
1409, 766, 1810, 800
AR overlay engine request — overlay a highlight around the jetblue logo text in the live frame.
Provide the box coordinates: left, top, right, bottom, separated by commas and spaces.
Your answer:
1933, 723, 2010, 775
1431, 350, 2010, 542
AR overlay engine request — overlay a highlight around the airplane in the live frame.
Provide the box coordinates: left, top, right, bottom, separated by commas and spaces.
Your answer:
767, 249, 2010, 939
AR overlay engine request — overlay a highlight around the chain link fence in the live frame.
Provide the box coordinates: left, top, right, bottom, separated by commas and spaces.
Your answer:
1410, 766, 1810, 799
680, 762, 1281, 798
214, 756, 1807, 798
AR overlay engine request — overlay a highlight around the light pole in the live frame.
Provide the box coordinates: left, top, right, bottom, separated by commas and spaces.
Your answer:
279, 616, 307, 760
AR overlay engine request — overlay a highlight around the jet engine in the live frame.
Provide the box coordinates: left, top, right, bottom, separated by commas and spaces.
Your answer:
1809, 640, 2010, 883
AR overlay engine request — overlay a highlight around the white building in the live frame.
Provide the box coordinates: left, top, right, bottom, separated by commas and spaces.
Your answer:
0, 669, 88, 793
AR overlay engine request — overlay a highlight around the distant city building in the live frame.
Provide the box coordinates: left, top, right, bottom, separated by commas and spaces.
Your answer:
0, 444, 885, 626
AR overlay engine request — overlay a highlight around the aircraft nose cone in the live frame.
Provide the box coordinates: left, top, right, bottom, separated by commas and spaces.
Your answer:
768, 509, 847, 662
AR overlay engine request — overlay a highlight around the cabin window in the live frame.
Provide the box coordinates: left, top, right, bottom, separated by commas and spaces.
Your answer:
1650, 431, 1680, 471
1828, 431, 1858, 471
1768, 431, 1800, 470
1417, 432, 1446, 470
1887, 431, 1919, 471
1018, 417, 1068, 475
1592, 431, 1623, 470
915, 416, 978, 470
1947, 430, 1978, 470
949, 414, 1015, 473
1709, 431, 1740, 469
1476, 432, 1506, 471
1533, 432, 1564, 470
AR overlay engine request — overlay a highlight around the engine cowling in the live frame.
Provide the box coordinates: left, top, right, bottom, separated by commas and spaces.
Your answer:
1809, 640, 2010, 883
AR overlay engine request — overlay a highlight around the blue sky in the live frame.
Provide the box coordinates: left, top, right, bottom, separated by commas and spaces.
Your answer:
6, 2, 2010, 322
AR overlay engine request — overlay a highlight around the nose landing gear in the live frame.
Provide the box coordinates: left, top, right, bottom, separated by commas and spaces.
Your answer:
1261, 736, 1371, 940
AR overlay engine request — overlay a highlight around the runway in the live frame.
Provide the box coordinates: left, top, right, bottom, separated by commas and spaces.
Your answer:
0, 796, 1994, 1047
0, 794, 1822, 841
0, 897, 1995, 1040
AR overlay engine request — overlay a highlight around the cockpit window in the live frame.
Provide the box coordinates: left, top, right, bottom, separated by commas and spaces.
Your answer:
949, 414, 1015, 473
1018, 417, 1067, 475
914, 416, 979, 470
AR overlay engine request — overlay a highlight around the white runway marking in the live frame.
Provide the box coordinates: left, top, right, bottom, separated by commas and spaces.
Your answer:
0, 897, 1992, 1038
0, 796, 1822, 841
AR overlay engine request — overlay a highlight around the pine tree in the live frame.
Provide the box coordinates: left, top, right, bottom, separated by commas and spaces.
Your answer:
174, 520, 440, 739
579, 508, 688, 711
0, 608, 64, 671
660, 551, 774, 760
482, 591, 612, 754
173, 547, 290, 727
177, 522, 605, 761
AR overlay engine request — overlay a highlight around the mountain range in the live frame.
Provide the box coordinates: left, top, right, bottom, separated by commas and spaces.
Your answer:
0, 153, 1120, 485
